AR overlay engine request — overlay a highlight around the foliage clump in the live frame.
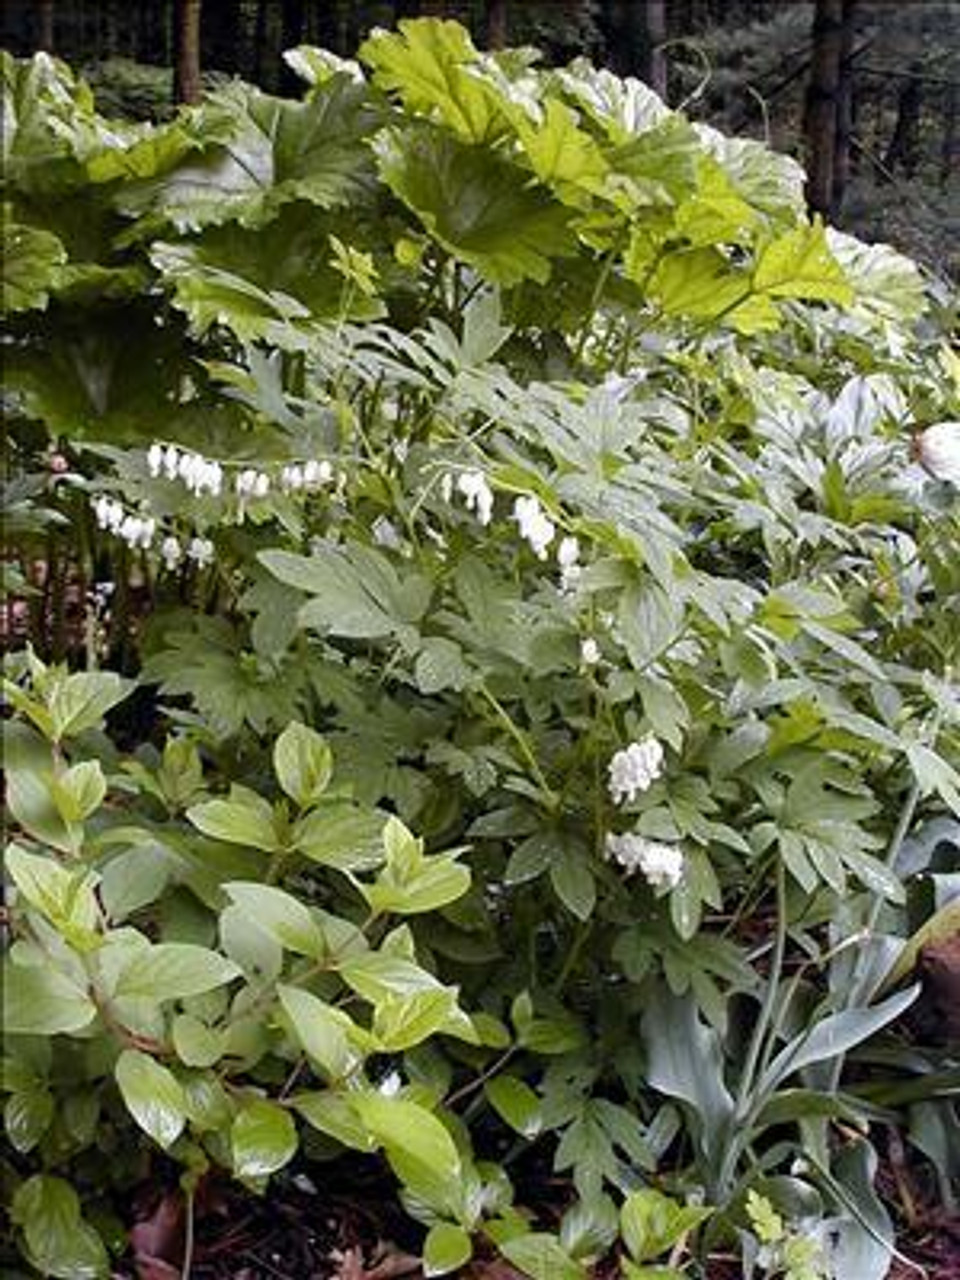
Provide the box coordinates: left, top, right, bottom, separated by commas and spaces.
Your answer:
2, 20, 959, 1280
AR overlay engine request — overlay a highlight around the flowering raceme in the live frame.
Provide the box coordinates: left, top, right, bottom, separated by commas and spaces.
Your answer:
605, 832, 684, 889
513, 494, 555, 559
608, 738, 665, 805
457, 470, 495, 525
93, 497, 156, 550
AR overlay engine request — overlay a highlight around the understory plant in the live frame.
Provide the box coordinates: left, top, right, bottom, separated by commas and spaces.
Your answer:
3, 19, 959, 1279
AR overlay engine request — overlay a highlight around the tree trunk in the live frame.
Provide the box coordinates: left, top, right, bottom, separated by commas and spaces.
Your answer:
831, 0, 856, 218
37, 0, 54, 52
173, 0, 203, 105
803, 0, 844, 217
486, 0, 507, 49
642, 0, 668, 100
883, 72, 923, 179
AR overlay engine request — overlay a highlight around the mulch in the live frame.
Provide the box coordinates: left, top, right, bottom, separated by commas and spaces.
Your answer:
112, 1158, 960, 1280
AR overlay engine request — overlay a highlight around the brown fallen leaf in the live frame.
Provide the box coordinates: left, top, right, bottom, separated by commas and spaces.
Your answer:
330, 1243, 423, 1280
130, 1191, 184, 1280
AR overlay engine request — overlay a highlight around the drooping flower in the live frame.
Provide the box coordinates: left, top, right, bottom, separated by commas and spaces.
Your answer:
93, 496, 124, 533
513, 494, 555, 559
605, 832, 684, 889
580, 637, 601, 666
302, 459, 333, 489
162, 445, 181, 481
914, 422, 960, 486
557, 535, 581, 592
160, 535, 182, 571
118, 514, 156, 550
147, 443, 164, 477
608, 737, 665, 805
187, 536, 215, 567
457, 470, 495, 526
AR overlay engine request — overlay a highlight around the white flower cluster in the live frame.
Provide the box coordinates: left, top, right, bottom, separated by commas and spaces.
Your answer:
557, 535, 581, 592
608, 737, 665, 805
605, 832, 684, 889
148, 442, 336, 503
513, 494, 555, 559
580, 637, 601, 666
159, 535, 214, 570
93, 497, 156, 549
279, 459, 334, 493
236, 468, 270, 499
915, 422, 960, 486
148, 444, 223, 497
94, 495, 215, 570
443, 469, 495, 525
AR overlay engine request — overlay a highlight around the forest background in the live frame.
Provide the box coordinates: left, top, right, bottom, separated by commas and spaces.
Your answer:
2, 0, 958, 277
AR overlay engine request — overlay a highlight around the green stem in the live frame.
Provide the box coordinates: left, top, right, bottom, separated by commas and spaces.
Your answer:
446, 1045, 518, 1110
479, 684, 557, 810
181, 1185, 195, 1279
574, 244, 620, 363
552, 919, 592, 993
718, 855, 787, 1195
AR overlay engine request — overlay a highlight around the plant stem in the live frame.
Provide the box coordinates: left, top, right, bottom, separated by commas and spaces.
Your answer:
720, 855, 787, 1194
446, 1045, 517, 1109
181, 1185, 195, 1279
574, 244, 619, 363
552, 919, 592, 993
479, 684, 557, 810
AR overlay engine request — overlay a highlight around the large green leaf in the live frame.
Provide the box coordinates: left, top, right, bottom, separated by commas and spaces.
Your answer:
376, 124, 576, 286
3, 301, 197, 441
117, 77, 382, 232
2, 218, 66, 313
423, 1222, 473, 1277
753, 220, 853, 305
641, 989, 733, 1163
360, 18, 506, 144
10, 1175, 108, 1280
273, 721, 334, 809
223, 881, 327, 957
294, 802, 387, 872
112, 942, 240, 1002
187, 786, 282, 851
555, 59, 669, 145
114, 1049, 187, 1149
620, 1189, 711, 1264
352, 1092, 463, 1215
277, 984, 356, 1079
5, 1087, 55, 1154
757, 985, 920, 1095
3, 962, 97, 1036
231, 1097, 298, 1179
515, 100, 608, 208
260, 542, 431, 640
499, 1233, 586, 1280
